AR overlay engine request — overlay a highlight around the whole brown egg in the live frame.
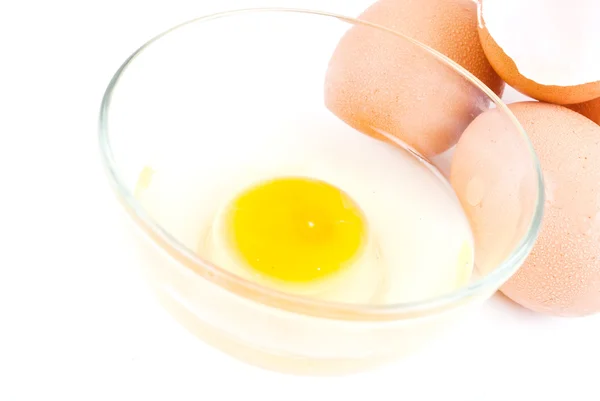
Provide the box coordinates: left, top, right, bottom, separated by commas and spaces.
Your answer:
325, 0, 504, 157
452, 101, 600, 317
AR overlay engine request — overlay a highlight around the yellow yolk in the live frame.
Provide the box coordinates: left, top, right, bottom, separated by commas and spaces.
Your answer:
224, 177, 367, 283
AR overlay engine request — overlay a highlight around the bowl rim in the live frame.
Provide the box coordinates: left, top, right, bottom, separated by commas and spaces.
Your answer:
98, 7, 545, 321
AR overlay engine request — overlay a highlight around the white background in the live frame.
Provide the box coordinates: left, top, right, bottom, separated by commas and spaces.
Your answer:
1, 1, 599, 400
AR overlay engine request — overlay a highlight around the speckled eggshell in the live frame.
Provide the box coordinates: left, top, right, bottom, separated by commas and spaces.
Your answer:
325, 0, 504, 157
452, 101, 600, 317
567, 97, 600, 127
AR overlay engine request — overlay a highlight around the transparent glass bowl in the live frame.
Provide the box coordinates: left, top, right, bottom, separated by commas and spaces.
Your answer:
99, 8, 544, 375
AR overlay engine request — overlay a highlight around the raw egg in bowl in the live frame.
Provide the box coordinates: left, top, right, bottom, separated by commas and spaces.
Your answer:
99, 7, 544, 375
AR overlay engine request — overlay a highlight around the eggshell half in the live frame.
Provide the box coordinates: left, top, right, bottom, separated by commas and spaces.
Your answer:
478, 0, 600, 104
452, 101, 600, 317
325, 0, 504, 157
567, 97, 600, 127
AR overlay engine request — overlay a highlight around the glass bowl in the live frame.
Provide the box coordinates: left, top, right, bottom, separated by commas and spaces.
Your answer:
98, 8, 544, 376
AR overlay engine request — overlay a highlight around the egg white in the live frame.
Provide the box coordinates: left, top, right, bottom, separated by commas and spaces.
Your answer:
134, 113, 474, 305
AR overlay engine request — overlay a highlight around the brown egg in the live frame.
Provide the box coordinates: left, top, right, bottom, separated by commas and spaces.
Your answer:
478, 0, 600, 104
325, 0, 504, 157
452, 101, 600, 317
567, 97, 600, 127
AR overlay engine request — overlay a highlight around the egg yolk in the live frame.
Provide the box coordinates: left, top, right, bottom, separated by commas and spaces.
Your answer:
225, 177, 367, 283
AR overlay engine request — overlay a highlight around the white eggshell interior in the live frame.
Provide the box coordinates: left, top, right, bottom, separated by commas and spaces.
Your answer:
481, 0, 600, 86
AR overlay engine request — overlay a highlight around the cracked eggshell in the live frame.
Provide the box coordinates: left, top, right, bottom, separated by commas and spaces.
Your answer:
325, 0, 504, 157
479, 0, 600, 104
567, 97, 600, 126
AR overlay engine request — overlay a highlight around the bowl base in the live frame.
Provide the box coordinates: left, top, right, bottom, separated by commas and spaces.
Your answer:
151, 283, 401, 376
